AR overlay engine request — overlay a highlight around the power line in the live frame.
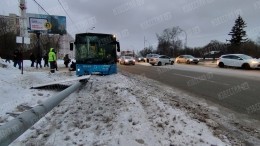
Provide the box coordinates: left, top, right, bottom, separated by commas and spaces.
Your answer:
57, 0, 80, 32
32, 0, 50, 15
57, 0, 74, 24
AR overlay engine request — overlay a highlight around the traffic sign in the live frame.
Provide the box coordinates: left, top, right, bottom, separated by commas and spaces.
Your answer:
44, 22, 52, 29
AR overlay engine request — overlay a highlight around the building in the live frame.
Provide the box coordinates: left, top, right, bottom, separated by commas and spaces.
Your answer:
0, 13, 20, 35
58, 33, 74, 59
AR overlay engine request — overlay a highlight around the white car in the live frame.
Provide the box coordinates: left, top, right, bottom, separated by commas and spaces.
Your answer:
119, 56, 135, 65
149, 55, 174, 66
175, 55, 200, 64
217, 54, 260, 69
146, 54, 159, 63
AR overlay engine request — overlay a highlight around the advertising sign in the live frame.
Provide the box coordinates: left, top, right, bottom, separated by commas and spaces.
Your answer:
29, 18, 48, 31
27, 13, 66, 35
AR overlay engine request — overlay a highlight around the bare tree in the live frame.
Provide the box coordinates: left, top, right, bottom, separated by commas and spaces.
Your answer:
257, 36, 260, 46
156, 26, 183, 57
139, 46, 154, 57
27, 33, 61, 56
0, 16, 16, 58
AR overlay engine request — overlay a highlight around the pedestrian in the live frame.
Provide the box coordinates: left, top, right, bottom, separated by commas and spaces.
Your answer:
48, 48, 56, 73
43, 53, 49, 67
35, 53, 42, 69
13, 50, 18, 67
5, 54, 11, 63
63, 54, 71, 68
13, 49, 22, 69
55, 61, 58, 71
69, 61, 76, 71
29, 52, 35, 67
54, 50, 58, 71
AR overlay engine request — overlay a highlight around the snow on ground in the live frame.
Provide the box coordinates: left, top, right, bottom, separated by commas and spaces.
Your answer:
0, 58, 237, 145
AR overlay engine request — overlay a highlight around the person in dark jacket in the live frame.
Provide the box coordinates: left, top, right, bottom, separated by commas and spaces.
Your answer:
43, 53, 49, 67
54, 50, 58, 71
29, 53, 35, 67
5, 54, 11, 63
35, 53, 42, 68
63, 54, 71, 68
13, 49, 22, 69
69, 61, 76, 71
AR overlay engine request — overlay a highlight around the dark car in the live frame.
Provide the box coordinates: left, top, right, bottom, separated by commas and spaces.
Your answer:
137, 56, 145, 62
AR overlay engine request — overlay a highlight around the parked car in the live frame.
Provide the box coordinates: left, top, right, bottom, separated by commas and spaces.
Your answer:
117, 57, 121, 62
217, 54, 260, 69
149, 55, 174, 66
119, 56, 135, 65
137, 56, 145, 62
146, 54, 159, 63
175, 55, 200, 64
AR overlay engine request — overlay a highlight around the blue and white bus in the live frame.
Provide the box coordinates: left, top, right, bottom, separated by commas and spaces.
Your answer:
70, 33, 120, 76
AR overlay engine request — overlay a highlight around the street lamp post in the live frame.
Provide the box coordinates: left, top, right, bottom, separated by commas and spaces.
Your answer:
180, 28, 187, 54
144, 36, 151, 49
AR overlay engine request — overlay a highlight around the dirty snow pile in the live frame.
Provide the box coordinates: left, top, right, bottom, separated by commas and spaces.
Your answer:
0, 59, 231, 146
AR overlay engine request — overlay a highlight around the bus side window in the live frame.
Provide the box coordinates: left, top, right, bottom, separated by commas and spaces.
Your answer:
70, 43, 74, 51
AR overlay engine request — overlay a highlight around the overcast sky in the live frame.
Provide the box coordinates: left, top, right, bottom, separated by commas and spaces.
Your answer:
1, 0, 260, 51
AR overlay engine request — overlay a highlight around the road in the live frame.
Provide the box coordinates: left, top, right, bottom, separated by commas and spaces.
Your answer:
119, 63, 260, 121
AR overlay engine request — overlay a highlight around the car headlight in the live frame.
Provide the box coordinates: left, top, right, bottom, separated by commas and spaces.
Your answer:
251, 60, 258, 64
125, 59, 129, 62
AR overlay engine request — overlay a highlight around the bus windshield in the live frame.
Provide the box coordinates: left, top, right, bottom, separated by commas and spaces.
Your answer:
75, 34, 117, 64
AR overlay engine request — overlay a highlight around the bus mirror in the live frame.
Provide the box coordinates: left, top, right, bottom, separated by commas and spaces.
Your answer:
116, 42, 120, 52
70, 43, 74, 51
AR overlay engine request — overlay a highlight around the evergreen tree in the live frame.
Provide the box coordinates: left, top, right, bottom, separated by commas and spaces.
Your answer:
228, 15, 248, 45
227, 15, 248, 53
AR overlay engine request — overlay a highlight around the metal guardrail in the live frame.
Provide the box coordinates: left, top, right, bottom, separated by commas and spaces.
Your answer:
0, 78, 89, 146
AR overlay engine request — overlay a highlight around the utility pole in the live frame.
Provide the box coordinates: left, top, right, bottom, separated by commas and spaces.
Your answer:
19, 0, 27, 37
144, 36, 145, 49
19, 0, 27, 74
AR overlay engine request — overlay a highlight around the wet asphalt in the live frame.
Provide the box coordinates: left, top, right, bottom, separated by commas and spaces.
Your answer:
119, 63, 260, 121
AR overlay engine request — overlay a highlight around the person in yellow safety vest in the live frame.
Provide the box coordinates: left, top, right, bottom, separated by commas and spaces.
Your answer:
98, 48, 105, 58
48, 48, 56, 73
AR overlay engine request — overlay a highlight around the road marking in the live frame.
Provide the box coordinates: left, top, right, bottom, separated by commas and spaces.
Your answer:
171, 72, 231, 86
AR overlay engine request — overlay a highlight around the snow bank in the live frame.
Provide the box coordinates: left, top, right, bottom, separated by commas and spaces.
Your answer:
0, 59, 230, 145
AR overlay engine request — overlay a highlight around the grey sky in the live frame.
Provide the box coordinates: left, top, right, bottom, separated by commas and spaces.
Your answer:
1, 0, 260, 51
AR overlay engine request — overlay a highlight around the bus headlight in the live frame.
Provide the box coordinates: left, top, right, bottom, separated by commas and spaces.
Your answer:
77, 68, 80, 72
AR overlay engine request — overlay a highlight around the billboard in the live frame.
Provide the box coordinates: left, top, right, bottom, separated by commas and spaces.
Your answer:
27, 13, 66, 35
